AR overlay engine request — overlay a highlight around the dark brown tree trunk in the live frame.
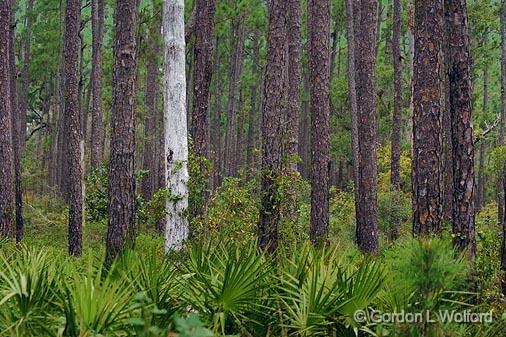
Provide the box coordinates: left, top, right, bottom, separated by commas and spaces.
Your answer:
211, 36, 222, 189
9, 2, 23, 243
246, 28, 260, 173
191, 0, 217, 163
90, 0, 105, 168
0, 0, 14, 238
500, 0, 506, 295
355, 0, 379, 254
258, 0, 287, 253
442, 37, 454, 224
391, 0, 402, 191
445, 0, 475, 257
224, 19, 245, 176
63, 0, 83, 256
19, 0, 33, 148
412, 0, 443, 236
308, 0, 331, 245
141, 10, 161, 201
389, 0, 402, 241
286, 0, 302, 172
106, 0, 138, 265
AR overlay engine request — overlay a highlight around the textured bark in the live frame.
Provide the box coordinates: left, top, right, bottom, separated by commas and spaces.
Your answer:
142, 11, 161, 201
500, 0, 506, 295
258, 0, 287, 253
246, 29, 260, 172
442, 50, 454, 223
445, 0, 475, 257
191, 0, 217, 161
63, 0, 83, 256
9, 2, 23, 243
412, 0, 443, 236
0, 0, 14, 238
90, 0, 105, 168
286, 0, 302, 172
163, 0, 189, 252
498, 19, 506, 229
298, 73, 310, 179
211, 37, 222, 188
391, 0, 402, 191
223, 19, 245, 176
355, 0, 379, 254
19, 0, 33, 148
106, 0, 138, 264
309, 0, 331, 245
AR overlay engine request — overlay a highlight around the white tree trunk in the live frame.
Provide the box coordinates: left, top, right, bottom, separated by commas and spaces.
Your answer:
163, 0, 189, 252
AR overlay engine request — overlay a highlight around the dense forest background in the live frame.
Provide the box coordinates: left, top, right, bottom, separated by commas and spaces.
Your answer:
1, 0, 506, 336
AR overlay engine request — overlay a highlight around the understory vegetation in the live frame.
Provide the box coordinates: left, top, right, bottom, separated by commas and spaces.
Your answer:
1, 147, 505, 337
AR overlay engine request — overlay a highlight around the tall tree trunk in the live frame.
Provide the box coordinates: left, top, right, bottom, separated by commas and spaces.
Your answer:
63, 0, 83, 256
500, 0, 506, 295
163, 0, 189, 252
224, 19, 245, 176
106, 0, 138, 264
246, 28, 260, 174
391, 0, 402, 191
389, 0, 402, 241
298, 73, 310, 178
19, 0, 33, 148
9, 1, 23, 243
142, 9, 161, 201
309, 0, 331, 244
355, 0, 379, 254
90, 0, 105, 168
258, 0, 287, 253
286, 0, 302, 172
191, 0, 217, 161
0, 0, 14, 238
211, 36, 222, 189
412, 0, 443, 236
445, 0, 476, 257
442, 27, 454, 224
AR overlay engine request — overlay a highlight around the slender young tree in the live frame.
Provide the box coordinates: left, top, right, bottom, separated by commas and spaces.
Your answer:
106, 0, 138, 264
258, 0, 287, 253
0, 0, 14, 238
355, 0, 379, 254
163, 0, 189, 252
63, 0, 83, 256
308, 0, 331, 244
412, 0, 443, 236
9, 1, 23, 243
90, 0, 105, 168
